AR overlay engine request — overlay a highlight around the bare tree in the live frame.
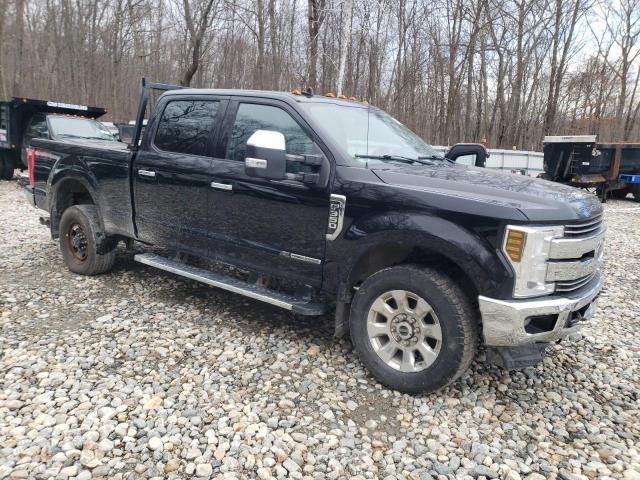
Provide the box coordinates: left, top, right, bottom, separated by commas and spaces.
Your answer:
179, 0, 219, 86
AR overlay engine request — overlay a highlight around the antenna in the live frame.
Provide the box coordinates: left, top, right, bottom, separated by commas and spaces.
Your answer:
302, 87, 314, 98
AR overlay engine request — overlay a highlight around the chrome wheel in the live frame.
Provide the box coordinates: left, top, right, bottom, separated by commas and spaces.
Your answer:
366, 290, 442, 373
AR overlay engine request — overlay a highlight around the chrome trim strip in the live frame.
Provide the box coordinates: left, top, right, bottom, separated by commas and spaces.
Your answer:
210, 182, 233, 191
549, 227, 606, 259
546, 257, 598, 281
479, 272, 603, 346
290, 253, 322, 265
280, 251, 322, 264
326, 194, 346, 241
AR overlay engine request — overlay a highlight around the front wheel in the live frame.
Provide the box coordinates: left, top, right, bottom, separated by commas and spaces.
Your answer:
59, 205, 117, 275
349, 265, 478, 394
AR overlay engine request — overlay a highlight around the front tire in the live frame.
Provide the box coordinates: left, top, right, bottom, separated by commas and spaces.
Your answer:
59, 205, 116, 275
350, 265, 478, 394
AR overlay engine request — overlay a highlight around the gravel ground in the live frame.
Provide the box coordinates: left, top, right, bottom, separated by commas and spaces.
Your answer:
1, 179, 639, 480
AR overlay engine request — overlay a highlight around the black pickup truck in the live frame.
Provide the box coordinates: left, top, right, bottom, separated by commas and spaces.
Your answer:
22, 81, 605, 393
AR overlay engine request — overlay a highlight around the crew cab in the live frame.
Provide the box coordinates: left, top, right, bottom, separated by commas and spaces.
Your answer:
22, 81, 605, 393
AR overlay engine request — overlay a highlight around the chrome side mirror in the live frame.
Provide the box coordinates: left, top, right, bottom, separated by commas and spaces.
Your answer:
245, 130, 287, 180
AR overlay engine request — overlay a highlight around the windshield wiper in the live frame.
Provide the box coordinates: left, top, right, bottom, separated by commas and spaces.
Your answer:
355, 154, 435, 166
418, 154, 453, 163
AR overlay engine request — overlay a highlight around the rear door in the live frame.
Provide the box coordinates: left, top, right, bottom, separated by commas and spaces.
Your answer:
133, 95, 227, 257
205, 98, 331, 286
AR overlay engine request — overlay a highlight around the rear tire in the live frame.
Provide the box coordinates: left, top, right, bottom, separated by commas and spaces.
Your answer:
349, 265, 478, 394
59, 205, 117, 275
2, 157, 14, 180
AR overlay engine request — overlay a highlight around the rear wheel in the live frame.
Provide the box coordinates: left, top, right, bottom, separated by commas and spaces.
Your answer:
59, 205, 117, 275
349, 265, 478, 394
1, 156, 14, 180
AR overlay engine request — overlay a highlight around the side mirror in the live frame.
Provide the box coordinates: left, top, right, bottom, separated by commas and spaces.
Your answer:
245, 130, 287, 180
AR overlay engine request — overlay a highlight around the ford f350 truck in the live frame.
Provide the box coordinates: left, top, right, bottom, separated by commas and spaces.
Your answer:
22, 80, 605, 393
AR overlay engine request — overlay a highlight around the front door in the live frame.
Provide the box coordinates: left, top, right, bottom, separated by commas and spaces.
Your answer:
133, 96, 227, 257
207, 99, 331, 287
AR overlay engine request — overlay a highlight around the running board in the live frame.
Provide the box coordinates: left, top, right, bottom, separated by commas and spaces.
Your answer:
134, 253, 327, 316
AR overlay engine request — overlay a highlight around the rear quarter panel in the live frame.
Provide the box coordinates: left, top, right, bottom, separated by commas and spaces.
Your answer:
30, 138, 134, 237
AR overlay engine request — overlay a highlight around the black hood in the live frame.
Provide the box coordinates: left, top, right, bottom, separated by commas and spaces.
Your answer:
372, 163, 602, 222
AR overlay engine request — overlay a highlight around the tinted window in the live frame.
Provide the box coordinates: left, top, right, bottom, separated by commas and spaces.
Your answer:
225, 103, 314, 163
155, 100, 219, 156
48, 117, 114, 140
26, 115, 48, 139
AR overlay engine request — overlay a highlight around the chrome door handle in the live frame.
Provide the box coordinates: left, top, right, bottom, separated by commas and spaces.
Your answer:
138, 169, 156, 178
211, 181, 232, 191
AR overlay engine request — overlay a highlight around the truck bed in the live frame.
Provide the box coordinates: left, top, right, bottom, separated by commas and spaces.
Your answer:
29, 137, 135, 238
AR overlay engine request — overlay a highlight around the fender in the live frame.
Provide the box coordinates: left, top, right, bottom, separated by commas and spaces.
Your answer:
324, 211, 513, 301
48, 171, 101, 238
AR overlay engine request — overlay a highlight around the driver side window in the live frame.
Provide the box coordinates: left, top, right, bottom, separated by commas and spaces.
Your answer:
26, 115, 48, 140
225, 103, 314, 167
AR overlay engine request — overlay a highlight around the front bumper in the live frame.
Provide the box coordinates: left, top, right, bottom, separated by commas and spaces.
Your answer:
479, 272, 603, 346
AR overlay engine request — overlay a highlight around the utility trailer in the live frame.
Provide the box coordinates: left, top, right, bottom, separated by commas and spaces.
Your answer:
0, 97, 107, 180
542, 135, 640, 201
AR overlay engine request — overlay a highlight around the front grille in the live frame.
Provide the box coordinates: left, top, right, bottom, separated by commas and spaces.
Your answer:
564, 214, 603, 238
550, 214, 604, 293
555, 272, 597, 292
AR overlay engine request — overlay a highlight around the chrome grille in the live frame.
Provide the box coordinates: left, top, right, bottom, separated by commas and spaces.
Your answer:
549, 214, 604, 293
555, 272, 597, 292
564, 214, 603, 238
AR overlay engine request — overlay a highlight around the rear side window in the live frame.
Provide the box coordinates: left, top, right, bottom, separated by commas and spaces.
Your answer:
154, 100, 219, 156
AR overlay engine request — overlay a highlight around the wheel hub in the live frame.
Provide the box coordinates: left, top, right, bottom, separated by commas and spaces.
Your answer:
68, 223, 88, 261
391, 314, 421, 346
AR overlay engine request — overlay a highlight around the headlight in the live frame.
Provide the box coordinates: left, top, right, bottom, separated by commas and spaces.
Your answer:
503, 225, 564, 298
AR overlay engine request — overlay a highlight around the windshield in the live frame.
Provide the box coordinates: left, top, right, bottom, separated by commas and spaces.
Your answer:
48, 117, 115, 141
301, 102, 439, 165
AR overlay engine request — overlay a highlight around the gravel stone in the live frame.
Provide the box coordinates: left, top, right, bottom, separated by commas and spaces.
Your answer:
0, 184, 639, 479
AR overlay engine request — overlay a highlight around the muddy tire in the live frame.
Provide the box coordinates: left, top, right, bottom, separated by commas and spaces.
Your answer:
59, 205, 116, 275
349, 265, 478, 394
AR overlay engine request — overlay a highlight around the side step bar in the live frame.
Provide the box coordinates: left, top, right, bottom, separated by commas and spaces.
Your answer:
134, 253, 327, 316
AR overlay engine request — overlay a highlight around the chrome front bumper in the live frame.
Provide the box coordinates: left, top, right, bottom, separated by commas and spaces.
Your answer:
479, 273, 603, 346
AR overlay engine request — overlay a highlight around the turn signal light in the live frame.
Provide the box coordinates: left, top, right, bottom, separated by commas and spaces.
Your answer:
505, 229, 526, 262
